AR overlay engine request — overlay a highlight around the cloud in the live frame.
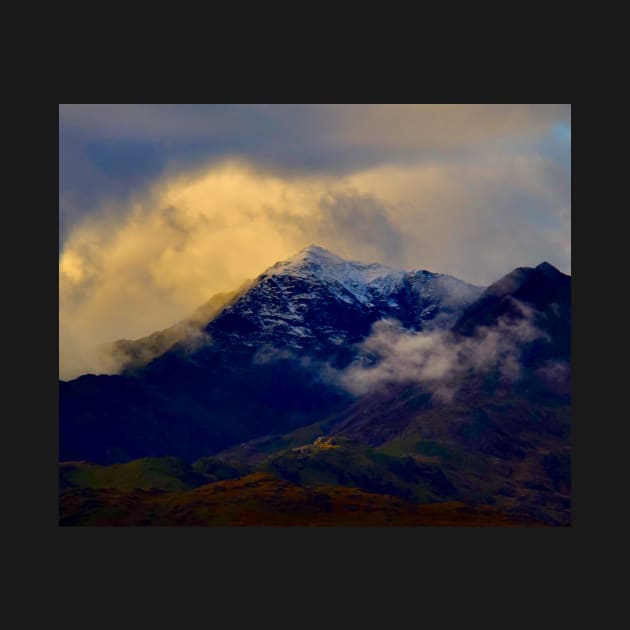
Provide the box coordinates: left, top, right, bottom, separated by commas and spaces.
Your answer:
59, 161, 314, 379
252, 346, 297, 365
335, 300, 547, 402
60, 104, 569, 148
59, 104, 570, 242
315, 190, 408, 267
535, 360, 571, 396
59, 150, 570, 380
343, 152, 570, 283
264, 188, 408, 268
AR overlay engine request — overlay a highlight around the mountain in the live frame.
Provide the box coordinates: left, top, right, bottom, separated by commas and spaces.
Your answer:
453, 260, 571, 402
101, 281, 253, 372
60, 248, 571, 525
206, 259, 572, 524
60, 245, 483, 463
96, 245, 483, 372
454, 261, 571, 361
131, 244, 483, 364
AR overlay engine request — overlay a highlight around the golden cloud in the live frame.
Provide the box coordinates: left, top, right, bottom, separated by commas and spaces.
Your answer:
60, 156, 569, 380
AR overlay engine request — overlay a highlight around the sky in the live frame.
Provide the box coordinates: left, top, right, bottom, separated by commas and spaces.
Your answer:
59, 104, 571, 379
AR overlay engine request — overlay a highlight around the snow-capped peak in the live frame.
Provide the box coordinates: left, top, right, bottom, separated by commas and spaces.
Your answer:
269, 244, 350, 271
293, 244, 346, 264
198, 245, 486, 354
261, 244, 405, 306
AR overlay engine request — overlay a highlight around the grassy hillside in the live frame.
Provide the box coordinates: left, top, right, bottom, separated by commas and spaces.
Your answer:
214, 417, 341, 465
59, 456, 246, 492
209, 389, 571, 526
262, 437, 457, 503
60, 472, 545, 526
59, 411, 570, 526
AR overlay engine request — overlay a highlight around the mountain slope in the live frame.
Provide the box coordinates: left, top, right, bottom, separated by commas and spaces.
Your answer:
205, 261, 572, 524
326, 263, 570, 523
99, 281, 253, 372
454, 261, 571, 362
60, 246, 484, 464
263, 436, 458, 503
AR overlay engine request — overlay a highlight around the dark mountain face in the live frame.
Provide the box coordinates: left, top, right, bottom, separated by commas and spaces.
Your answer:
60, 246, 484, 464
60, 245, 570, 501
60, 352, 350, 463
454, 261, 571, 360
450, 261, 571, 404
328, 261, 571, 447
60, 249, 571, 525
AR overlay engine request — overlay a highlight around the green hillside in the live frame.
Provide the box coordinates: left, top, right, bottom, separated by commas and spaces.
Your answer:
59, 456, 246, 492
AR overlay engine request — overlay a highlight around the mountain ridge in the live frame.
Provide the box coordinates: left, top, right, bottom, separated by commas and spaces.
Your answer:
60, 246, 571, 525
60, 247, 570, 480
93, 246, 568, 379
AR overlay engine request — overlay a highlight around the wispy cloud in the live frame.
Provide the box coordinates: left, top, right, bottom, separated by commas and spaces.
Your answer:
335, 300, 547, 402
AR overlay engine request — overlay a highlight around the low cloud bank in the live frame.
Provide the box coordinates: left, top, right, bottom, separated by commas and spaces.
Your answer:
335, 300, 548, 402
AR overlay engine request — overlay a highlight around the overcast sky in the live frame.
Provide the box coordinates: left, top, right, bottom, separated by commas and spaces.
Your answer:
59, 104, 571, 379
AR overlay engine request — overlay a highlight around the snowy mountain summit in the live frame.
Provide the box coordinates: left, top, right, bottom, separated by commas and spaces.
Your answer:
263, 244, 406, 307
106, 245, 486, 370
207, 244, 484, 353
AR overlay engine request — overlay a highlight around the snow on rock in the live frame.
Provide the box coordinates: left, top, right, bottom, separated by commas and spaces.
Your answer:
208, 244, 485, 352
263, 244, 406, 307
